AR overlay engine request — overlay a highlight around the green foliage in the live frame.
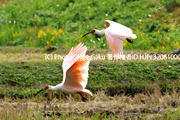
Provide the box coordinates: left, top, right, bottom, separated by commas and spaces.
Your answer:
35, 28, 64, 47
0, 0, 179, 51
0, 61, 179, 98
160, 0, 178, 12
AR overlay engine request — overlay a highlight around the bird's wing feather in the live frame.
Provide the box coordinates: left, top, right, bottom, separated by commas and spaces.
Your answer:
62, 43, 87, 83
63, 56, 91, 90
105, 31, 124, 55
105, 20, 133, 34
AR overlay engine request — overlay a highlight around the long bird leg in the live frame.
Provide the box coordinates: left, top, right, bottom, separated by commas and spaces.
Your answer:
78, 92, 88, 102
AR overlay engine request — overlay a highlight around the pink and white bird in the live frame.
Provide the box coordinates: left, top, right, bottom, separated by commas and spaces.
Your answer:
38, 43, 92, 101
81, 20, 137, 55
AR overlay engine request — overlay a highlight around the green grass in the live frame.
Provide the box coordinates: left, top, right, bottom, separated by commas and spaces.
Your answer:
0, 0, 180, 51
0, 60, 179, 98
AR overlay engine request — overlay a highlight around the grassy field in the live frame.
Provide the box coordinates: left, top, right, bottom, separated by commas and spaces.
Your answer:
0, 46, 179, 119
0, 0, 180, 119
0, 90, 180, 119
0, 60, 179, 98
0, 53, 179, 119
0, 0, 180, 51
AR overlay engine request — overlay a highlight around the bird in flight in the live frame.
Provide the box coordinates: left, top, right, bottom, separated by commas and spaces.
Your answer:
81, 20, 137, 55
37, 43, 92, 102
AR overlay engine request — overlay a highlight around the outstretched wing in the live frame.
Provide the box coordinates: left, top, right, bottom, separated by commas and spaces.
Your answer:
105, 20, 133, 34
105, 20, 137, 39
105, 31, 124, 55
63, 56, 91, 90
62, 43, 87, 83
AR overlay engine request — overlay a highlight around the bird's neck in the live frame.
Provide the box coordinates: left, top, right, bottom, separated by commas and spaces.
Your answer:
48, 84, 63, 91
94, 29, 105, 36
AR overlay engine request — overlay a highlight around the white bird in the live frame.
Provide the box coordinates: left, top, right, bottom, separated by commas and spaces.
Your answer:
37, 43, 92, 101
81, 20, 137, 55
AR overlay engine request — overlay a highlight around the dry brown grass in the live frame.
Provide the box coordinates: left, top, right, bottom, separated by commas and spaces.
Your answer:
0, 0, 11, 4
0, 52, 178, 63
0, 46, 173, 63
0, 53, 45, 63
0, 86, 179, 119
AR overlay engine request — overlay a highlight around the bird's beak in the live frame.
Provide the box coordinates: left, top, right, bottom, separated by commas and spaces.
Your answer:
35, 88, 45, 95
81, 32, 92, 39
126, 38, 133, 43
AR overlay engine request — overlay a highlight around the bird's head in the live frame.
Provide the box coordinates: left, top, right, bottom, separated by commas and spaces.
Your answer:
81, 29, 96, 38
44, 85, 49, 90
91, 29, 96, 33
35, 85, 49, 95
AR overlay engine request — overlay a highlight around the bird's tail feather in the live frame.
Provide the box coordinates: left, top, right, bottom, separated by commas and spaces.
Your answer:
81, 89, 93, 96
